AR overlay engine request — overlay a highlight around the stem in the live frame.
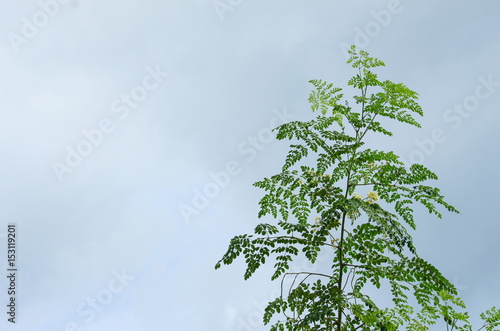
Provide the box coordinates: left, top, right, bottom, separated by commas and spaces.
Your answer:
336, 191, 352, 329
336, 149, 357, 331
337, 65, 368, 331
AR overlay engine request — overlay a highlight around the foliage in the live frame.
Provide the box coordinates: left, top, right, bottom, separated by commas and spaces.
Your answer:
215, 46, 499, 331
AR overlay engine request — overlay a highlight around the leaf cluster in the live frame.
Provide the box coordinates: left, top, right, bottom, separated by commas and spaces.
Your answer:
215, 46, 498, 331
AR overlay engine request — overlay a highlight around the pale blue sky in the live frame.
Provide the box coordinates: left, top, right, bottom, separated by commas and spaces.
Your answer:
0, 0, 499, 330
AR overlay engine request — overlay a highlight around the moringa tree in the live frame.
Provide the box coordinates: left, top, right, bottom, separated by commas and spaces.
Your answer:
216, 46, 499, 331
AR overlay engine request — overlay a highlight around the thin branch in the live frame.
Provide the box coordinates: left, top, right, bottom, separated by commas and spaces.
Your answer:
284, 271, 334, 279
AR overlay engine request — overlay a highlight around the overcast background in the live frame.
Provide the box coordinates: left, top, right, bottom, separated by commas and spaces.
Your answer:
0, 0, 498, 330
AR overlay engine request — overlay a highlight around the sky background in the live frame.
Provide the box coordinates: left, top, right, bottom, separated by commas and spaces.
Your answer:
0, 0, 499, 330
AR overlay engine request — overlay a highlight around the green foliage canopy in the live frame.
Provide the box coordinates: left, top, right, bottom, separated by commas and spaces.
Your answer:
216, 46, 499, 331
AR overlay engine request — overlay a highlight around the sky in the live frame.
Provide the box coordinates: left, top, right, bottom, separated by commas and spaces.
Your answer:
0, 0, 499, 330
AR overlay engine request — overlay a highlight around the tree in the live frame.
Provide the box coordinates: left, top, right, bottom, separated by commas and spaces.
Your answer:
215, 46, 499, 331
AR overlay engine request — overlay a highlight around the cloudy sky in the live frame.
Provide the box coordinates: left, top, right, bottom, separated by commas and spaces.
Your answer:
0, 0, 499, 330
